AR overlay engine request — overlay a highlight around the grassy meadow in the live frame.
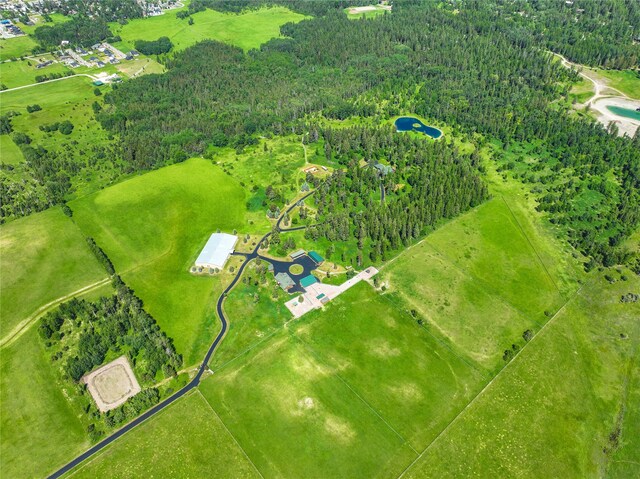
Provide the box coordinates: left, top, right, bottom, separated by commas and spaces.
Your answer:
0, 134, 24, 164
70, 158, 269, 365
0, 57, 72, 89
64, 391, 260, 479
402, 271, 640, 478
0, 35, 38, 61
110, 6, 308, 53
594, 68, 640, 99
0, 207, 106, 342
1, 328, 90, 479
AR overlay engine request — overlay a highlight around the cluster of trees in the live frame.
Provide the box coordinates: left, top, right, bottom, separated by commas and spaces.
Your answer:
39, 120, 74, 135
134, 36, 173, 55
35, 71, 74, 83
86, 236, 116, 275
34, 16, 112, 48
37, 0, 143, 22
304, 126, 488, 264
26, 104, 42, 113
40, 275, 183, 384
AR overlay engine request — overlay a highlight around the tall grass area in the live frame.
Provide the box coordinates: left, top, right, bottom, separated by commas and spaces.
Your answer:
63, 392, 260, 478
70, 158, 269, 365
110, 6, 308, 53
403, 271, 640, 478
1, 329, 89, 478
0, 207, 106, 340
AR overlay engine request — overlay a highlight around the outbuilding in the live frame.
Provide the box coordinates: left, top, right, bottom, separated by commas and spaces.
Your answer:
275, 272, 295, 291
195, 233, 238, 270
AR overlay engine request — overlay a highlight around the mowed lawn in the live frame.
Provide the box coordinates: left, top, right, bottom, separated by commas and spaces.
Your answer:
110, 6, 308, 53
1, 328, 89, 479
403, 272, 640, 478
0, 207, 106, 340
70, 158, 268, 365
64, 391, 260, 479
200, 283, 483, 476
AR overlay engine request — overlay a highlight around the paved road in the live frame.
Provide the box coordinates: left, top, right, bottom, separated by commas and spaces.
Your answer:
47, 190, 315, 479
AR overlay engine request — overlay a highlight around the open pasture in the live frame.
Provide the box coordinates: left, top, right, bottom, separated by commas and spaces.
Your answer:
402, 271, 640, 478
0, 57, 71, 89
64, 391, 260, 478
70, 158, 268, 365
0, 134, 24, 164
0, 207, 106, 342
110, 6, 308, 53
0, 35, 38, 61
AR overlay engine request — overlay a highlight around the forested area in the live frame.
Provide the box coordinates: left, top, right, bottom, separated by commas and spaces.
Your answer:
93, 0, 638, 269
302, 126, 487, 264
39, 275, 182, 439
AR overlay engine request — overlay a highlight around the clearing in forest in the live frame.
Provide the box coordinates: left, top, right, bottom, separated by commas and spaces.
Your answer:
83, 356, 141, 412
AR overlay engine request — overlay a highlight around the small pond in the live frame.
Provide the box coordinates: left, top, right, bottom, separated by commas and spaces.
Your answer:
606, 106, 640, 121
395, 116, 443, 139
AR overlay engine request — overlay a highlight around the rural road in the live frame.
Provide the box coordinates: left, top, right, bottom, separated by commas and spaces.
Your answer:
47, 190, 315, 479
556, 53, 639, 137
0, 73, 98, 93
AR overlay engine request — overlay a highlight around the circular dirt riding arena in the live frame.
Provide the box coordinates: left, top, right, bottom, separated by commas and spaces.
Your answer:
82, 356, 141, 412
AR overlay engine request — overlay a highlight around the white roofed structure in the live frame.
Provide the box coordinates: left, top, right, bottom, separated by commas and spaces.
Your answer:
195, 233, 238, 269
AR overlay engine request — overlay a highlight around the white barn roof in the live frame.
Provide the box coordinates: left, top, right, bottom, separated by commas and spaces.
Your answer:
195, 233, 237, 269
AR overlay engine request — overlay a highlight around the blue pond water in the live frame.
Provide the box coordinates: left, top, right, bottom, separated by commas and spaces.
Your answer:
395, 116, 442, 139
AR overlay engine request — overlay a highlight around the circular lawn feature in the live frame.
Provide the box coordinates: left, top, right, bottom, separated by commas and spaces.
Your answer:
289, 264, 304, 275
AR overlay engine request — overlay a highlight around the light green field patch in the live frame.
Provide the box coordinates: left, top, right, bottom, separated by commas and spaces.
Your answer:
424, 197, 566, 321
110, 6, 308, 53
381, 241, 534, 371
0, 207, 106, 340
403, 272, 640, 478
0, 58, 72, 89
114, 56, 165, 78
64, 391, 260, 479
291, 282, 484, 450
0, 134, 24, 164
70, 158, 268, 365
1, 328, 89, 479
200, 330, 417, 478
0, 35, 38, 61
594, 68, 640, 99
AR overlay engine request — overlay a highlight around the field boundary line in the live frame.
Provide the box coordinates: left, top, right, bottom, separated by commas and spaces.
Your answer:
395, 283, 584, 479
196, 390, 265, 479
290, 332, 419, 454
63, 390, 195, 478
1, 277, 111, 348
500, 195, 561, 294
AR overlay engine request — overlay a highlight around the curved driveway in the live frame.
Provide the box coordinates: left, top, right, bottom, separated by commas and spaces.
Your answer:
47, 191, 315, 479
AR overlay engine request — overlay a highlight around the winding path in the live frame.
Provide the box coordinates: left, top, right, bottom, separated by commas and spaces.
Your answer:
47, 191, 315, 479
555, 53, 639, 137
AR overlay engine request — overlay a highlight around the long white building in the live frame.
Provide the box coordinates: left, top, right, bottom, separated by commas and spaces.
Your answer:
195, 233, 238, 269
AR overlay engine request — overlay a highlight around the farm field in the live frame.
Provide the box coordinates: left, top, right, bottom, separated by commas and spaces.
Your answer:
63, 391, 260, 479
0, 133, 24, 164
401, 271, 640, 478
1, 328, 89, 479
110, 6, 308, 53
0, 207, 106, 343
70, 158, 269, 366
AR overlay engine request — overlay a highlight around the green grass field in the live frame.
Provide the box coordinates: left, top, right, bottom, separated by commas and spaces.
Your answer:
0, 207, 106, 342
1, 328, 90, 479
63, 391, 260, 478
0, 134, 24, 164
70, 158, 269, 365
595, 68, 640, 99
0, 57, 72, 89
110, 6, 308, 53
402, 271, 640, 478
0, 35, 38, 61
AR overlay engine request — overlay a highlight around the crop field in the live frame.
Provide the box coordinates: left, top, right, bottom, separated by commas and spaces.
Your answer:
1, 328, 89, 479
0, 207, 106, 344
70, 158, 269, 365
110, 6, 308, 53
64, 391, 259, 478
402, 271, 640, 478
0, 134, 24, 164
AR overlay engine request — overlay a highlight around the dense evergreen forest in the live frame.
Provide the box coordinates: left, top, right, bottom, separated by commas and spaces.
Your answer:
303, 126, 488, 264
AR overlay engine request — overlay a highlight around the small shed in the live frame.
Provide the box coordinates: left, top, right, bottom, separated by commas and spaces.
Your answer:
309, 251, 324, 264
300, 275, 318, 288
290, 249, 306, 260
275, 272, 295, 291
